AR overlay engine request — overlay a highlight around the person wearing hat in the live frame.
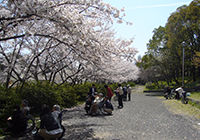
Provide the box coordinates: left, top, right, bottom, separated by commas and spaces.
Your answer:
98, 93, 104, 101
98, 93, 104, 109
52, 105, 60, 118
21, 99, 30, 116
127, 84, 132, 101
102, 96, 114, 115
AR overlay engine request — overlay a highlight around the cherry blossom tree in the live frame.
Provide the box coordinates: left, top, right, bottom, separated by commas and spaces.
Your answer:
0, 0, 139, 88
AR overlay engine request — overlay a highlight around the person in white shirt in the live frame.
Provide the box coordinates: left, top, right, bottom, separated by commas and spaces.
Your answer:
90, 92, 99, 115
175, 86, 184, 100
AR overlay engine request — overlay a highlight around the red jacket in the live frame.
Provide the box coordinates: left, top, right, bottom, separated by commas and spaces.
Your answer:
107, 87, 113, 99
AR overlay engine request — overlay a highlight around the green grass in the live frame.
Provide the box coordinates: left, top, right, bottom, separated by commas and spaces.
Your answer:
190, 92, 200, 100
159, 91, 200, 120
163, 99, 200, 120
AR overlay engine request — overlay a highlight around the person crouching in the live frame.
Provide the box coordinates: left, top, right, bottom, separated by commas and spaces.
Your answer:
103, 96, 114, 115
39, 106, 63, 140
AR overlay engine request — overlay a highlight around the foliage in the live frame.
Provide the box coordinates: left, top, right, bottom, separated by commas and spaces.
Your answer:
0, 86, 21, 127
192, 51, 200, 67
145, 82, 157, 89
145, 82, 166, 90
18, 81, 91, 113
18, 81, 64, 113
137, 0, 200, 85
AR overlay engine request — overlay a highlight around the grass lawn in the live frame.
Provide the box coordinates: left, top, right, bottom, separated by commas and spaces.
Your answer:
190, 92, 200, 101
159, 91, 200, 122
163, 99, 200, 120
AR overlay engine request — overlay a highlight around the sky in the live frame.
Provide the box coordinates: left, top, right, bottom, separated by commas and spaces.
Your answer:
103, 0, 191, 59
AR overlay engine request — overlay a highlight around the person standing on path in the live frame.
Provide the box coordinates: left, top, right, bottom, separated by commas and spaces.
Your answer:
89, 84, 97, 97
104, 85, 113, 102
116, 84, 123, 109
127, 84, 131, 101
123, 85, 127, 101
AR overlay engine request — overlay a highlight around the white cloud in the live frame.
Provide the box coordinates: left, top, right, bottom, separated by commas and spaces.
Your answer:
126, 2, 191, 10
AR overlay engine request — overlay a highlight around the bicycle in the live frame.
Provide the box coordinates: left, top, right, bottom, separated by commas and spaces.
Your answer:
113, 90, 119, 101
25, 114, 35, 133
181, 91, 188, 104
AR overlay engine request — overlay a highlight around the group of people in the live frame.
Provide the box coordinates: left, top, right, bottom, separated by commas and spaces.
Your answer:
164, 86, 187, 100
115, 84, 132, 109
4, 99, 64, 140
38, 104, 64, 140
122, 84, 131, 101
85, 84, 114, 115
85, 84, 132, 115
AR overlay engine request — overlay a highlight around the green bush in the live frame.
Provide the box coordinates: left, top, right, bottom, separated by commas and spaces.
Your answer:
18, 81, 63, 114
0, 86, 21, 127
145, 82, 156, 89
18, 81, 87, 114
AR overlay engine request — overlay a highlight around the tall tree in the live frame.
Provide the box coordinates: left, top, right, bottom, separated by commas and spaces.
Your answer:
138, 0, 200, 85
0, 0, 139, 89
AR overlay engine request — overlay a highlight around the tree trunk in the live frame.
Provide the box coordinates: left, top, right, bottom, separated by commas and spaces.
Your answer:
193, 66, 196, 82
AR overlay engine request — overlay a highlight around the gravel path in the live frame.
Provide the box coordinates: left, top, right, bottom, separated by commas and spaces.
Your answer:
61, 85, 200, 140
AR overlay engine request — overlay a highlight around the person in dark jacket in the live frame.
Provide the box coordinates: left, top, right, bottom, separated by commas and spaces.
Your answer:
84, 96, 93, 114
88, 84, 97, 96
123, 86, 127, 101
102, 96, 114, 115
164, 87, 171, 99
4, 105, 27, 136
117, 84, 123, 109
39, 106, 63, 140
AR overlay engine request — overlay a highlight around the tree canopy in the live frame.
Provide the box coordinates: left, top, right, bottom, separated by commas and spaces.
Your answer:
0, 0, 139, 89
137, 0, 200, 85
